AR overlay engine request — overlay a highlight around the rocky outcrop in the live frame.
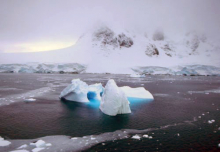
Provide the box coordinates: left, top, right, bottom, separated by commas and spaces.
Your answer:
93, 27, 133, 48
145, 44, 159, 56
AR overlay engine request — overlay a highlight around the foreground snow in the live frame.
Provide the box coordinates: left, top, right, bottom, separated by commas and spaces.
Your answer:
100, 79, 131, 116
0, 137, 11, 147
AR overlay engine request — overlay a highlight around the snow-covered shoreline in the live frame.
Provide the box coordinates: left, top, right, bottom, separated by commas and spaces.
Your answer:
0, 63, 220, 76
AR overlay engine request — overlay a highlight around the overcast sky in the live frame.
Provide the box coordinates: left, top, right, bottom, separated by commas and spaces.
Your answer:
0, 0, 220, 53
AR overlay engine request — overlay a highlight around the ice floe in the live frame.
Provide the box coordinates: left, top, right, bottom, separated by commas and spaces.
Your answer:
130, 74, 145, 78
132, 65, 220, 76
0, 136, 11, 146
208, 120, 215, 124
131, 135, 141, 140
10, 150, 29, 152
24, 98, 36, 102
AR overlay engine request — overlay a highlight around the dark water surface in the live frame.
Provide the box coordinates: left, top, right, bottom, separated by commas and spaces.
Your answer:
0, 74, 219, 151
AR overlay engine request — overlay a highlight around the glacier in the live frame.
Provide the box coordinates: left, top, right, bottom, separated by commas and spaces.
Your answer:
0, 63, 86, 74
99, 79, 131, 116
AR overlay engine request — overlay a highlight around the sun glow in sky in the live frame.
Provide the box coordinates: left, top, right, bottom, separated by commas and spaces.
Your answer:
3, 41, 75, 53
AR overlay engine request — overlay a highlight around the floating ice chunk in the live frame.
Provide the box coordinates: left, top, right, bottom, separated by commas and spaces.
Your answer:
130, 74, 145, 78
71, 137, 78, 140
88, 83, 104, 100
148, 136, 153, 139
17, 144, 28, 149
30, 139, 51, 149
120, 86, 154, 100
218, 143, 220, 147
34, 140, 46, 148
32, 148, 44, 152
10, 150, 29, 152
24, 98, 36, 102
0, 136, 11, 146
208, 120, 215, 124
99, 79, 131, 116
131, 135, 141, 140
143, 135, 149, 138
60, 79, 89, 102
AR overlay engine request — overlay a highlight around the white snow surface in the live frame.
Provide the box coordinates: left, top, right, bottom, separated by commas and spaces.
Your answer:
120, 86, 154, 100
99, 79, 131, 116
60, 79, 89, 102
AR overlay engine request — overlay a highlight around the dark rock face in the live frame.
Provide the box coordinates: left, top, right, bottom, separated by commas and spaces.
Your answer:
162, 44, 174, 57
93, 27, 133, 48
185, 32, 201, 53
118, 33, 133, 48
145, 44, 159, 56
94, 27, 118, 47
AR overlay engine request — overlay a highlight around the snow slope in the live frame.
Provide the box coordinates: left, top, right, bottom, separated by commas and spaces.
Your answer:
0, 25, 219, 74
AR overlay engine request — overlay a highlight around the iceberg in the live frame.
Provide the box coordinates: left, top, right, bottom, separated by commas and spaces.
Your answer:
59, 79, 89, 102
120, 86, 154, 100
88, 83, 104, 100
99, 79, 131, 116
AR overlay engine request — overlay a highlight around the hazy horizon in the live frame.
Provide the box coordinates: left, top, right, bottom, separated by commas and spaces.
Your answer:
0, 0, 220, 53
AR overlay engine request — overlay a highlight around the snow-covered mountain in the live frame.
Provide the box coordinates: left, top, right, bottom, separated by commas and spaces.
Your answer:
0, 25, 219, 74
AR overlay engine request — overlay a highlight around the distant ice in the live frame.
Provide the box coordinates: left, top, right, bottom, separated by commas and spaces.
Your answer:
0, 63, 86, 74
132, 65, 220, 76
130, 74, 145, 78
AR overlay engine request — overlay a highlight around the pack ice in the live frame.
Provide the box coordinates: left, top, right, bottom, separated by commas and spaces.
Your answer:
99, 79, 131, 116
